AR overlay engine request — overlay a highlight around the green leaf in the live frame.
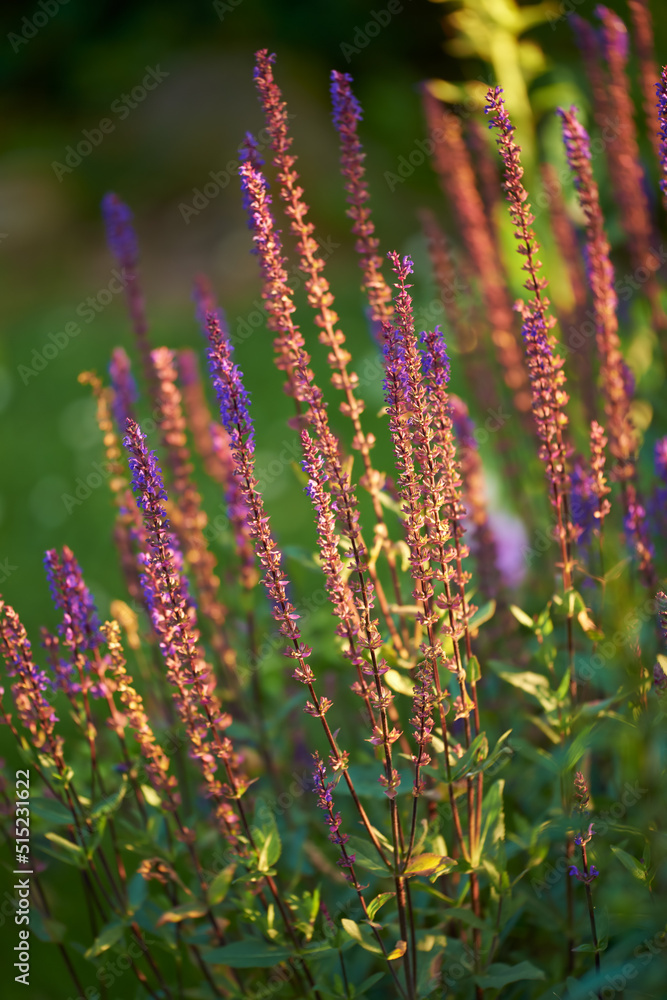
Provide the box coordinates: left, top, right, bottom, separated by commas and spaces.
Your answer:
29, 907, 66, 943
509, 605, 534, 629
30, 797, 74, 826
253, 804, 282, 873
341, 918, 383, 955
208, 864, 236, 906
467, 730, 513, 777
472, 780, 505, 868
444, 731, 488, 782
468, 600, 496, 632
386, 940, 407, 961
85, 922, 125, 959
367, 892, 395, 921
91, 781, 127, 820
488, 660, 558, 712
610, 846, 648, 882
141, 784, 162, 808
467, 655, 482, 684
403, 853, 455, 878
384, 669, 414, 696
157, 901, 208, 926
603, 557, 630, 582
346, 836, 391, 873
42, 832, 86, 868
204, 940, 291, 968
257, 829, 281, 873
474, 960, 545, 989
127, 872, 147, 916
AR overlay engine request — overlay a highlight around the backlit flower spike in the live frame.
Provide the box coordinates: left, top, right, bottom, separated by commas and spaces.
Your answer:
102, 619, 180, 810
44, 546, 103, 654
0, 599, 64, 761
123, 417, 243, 840
557, 107, 631, 461
657, 66, 667, 208
207, 316, 353, 771
238, 156, 306, 404
627, 0, 662, 165
179, 349, 230, 486
254, 53, 387, 530
150, 346, 236, 680
240, 159, 406, 710
330, 70, 394, 328
209, 422, 257, 592
101, 193, 154, 395
558, 105, 656, 586
78, 370, 146, 608
109, 346, 137, 433
301, 429, 375, 727
487, 88, 576, 628
383, 318, 459, 794
312, 754, 359, 884
422, 87, 531, 416
192, 273, 226, 336
102, 191, 138, 270
593, 7, 662, 325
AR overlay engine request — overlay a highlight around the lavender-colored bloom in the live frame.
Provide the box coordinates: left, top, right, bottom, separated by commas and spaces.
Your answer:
420, 325, 451, 388
312, 754, 356, 875
596, 4, 629, 61
207, 316, 255, 456
126, 421, 169, 514
101, 192, 139, 270
657, 67, 667, 203
109, 347, 137, 432
239, 131, 264, 168
44, 547, 102, 653
655, 437, 667, 481
0, 600, 62, 757
570, 460, 599, 547
331, 70, 363, 127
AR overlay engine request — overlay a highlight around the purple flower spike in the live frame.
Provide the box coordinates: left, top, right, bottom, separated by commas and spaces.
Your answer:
655, 437, 667, 482
420, 326, 450, 388
44, 546, 102, 654
101, 192, 139, 270
330, 70, 362, 128
109, 347, 137, 432
312, 753, 358, 883
125, 419, 168, 514
657, 67, 667, 203
207, 314, 255, 457
192, 275, 227, 341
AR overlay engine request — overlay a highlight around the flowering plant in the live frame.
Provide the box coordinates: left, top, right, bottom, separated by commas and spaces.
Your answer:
2, 10, 667, 999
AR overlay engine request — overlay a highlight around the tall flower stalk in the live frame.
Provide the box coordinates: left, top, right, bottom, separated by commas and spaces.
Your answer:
254, 51, 409, 646
486, 86, 577, 698
558, 106, 656, 588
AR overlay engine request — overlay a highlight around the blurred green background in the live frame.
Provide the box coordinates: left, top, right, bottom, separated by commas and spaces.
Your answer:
0, 1, 665, 995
